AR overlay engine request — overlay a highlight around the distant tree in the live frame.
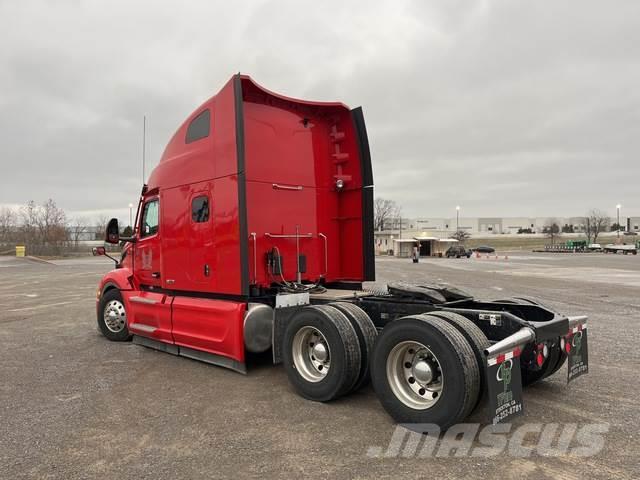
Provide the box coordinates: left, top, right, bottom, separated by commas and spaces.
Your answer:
543, 218, 561, 245
69, 217, 89, 247
35, 199, 67, 248
15, 200, 68, 253
561, 224, 574, 233
95, 215, 109, 240
517, 228, 533, 234
610, 222, 625, 233
450, 230, 471, 243
122, 225, 133, 237
585, 209, 609, 244
374, 198, 401, 231
20, 200, 39, 245
0, 207, 17, 244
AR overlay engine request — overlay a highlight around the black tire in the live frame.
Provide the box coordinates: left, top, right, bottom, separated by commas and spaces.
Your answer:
370, 314, 480, 430
330, 302, 378, 392
493, 296, 540, 306
493, 296, 555, 315
97, 289, 131, 341
428, 311, 489, 410
282, 305, 361, 402
548, 345, 567, 376
509, 296, 551, 308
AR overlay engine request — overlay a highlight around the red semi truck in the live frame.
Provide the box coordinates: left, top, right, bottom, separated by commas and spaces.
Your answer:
94, 74, 589, 428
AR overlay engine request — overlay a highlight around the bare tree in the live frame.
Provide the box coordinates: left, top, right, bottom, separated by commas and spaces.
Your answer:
0, 207, 17, 244
20, 200, 39, 245
69, 217, 89, 247
374, 198, 401, 231
15, 200, 68, 254
450, 230, 471, 243
36, 199, 67, 247
543, 218, 561, 245
95, 215, 109, 240
585, 209, 609, 245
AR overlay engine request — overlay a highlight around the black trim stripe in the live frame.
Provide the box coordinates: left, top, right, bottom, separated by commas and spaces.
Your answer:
234, 75, 250, 296
351, 107, 375, 281
141, 285, 252, 303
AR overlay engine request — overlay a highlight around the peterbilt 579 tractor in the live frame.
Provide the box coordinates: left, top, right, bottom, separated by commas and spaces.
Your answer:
94, 74, 589, 429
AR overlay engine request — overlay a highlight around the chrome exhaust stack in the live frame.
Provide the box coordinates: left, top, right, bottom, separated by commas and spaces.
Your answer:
484, 327, 535, 359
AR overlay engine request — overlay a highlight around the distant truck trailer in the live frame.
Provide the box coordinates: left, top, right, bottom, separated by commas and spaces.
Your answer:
603, 244, 638, 255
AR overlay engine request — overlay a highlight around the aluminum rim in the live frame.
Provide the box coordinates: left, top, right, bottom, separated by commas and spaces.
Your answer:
103, 300, 127, 333
292, 326, 331, 382
386, 341, 444, 410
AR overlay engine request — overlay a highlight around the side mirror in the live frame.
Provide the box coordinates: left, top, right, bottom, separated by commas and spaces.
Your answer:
92, 246, 106, 256
106, 218, 120, 244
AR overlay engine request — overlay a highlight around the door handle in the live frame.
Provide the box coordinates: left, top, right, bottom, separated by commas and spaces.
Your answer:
151, 272, 161, 279
204, 264, 210, 277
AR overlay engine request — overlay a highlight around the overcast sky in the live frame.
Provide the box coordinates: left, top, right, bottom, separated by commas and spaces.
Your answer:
1, 0, 638, 223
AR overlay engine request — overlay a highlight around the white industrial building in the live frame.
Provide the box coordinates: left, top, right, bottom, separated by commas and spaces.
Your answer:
375, 215, 637, 257
380, 216, 633, 235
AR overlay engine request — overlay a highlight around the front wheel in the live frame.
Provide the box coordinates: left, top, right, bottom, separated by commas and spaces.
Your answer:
97, 289, 131, 341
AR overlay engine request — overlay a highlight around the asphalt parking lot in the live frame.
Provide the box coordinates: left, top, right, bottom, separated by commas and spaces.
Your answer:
1, 253, 638, 479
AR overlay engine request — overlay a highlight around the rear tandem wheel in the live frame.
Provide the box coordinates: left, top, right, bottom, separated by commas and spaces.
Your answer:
329, 302, 378, 392
370, 314, 480, 430
282, 305, 362, 402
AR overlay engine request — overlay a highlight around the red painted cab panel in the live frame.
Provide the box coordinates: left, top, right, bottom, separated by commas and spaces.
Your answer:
100, 74, 375, 371
122, 290, 173, 343
171, 298, 246, 362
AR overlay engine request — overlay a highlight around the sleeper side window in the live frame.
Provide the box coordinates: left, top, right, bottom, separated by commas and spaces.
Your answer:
192, 196, 210, 223
140, 199, 159, 238
185, 109, 210, 144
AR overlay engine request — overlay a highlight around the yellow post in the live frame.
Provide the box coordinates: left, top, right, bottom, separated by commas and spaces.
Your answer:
16, 245, 26, 257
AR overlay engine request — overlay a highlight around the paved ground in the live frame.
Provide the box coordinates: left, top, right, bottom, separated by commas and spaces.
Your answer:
1, 253, 638, 479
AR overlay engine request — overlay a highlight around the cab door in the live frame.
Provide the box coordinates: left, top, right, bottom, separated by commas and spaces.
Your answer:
187, 184, 215, 288
135, 197, 162, 288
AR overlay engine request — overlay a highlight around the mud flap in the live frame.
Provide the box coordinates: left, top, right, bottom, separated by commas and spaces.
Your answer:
486, 355, 524, 424
565, 326, 589, 382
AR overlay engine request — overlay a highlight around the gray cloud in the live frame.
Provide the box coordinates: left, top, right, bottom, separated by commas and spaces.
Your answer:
1, 0, 638, 222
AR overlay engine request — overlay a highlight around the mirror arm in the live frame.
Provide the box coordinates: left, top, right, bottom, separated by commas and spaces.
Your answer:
104, 252, 119, 267
120, 236, 137, 244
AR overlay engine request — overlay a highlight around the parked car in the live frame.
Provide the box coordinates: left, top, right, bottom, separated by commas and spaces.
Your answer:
472, 245, 495, 254
587, 243, 603, 252
445, 245, 472, 258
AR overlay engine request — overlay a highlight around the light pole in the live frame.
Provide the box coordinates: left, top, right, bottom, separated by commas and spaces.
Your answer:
129, 203, 134, 229
456, 205, 460, 232
616, 204, 621, 239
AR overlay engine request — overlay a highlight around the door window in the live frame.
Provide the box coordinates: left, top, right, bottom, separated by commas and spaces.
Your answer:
191, 196, 210, 223
140, 199, 159, 238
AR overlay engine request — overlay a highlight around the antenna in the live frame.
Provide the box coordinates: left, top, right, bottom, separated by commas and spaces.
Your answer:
142, 115, 146, 184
